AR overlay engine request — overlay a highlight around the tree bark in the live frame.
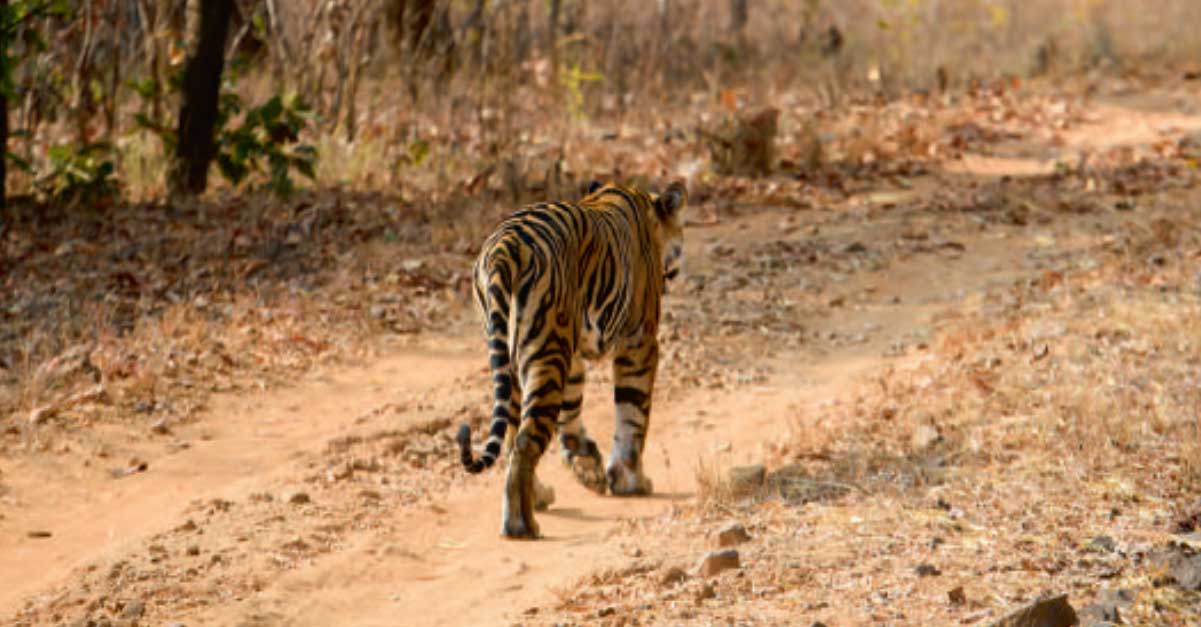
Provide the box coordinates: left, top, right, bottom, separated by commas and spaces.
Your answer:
1, 0, 9, 214
658, 0, 671, 85
171, 0, 234, 196
729, 0, 748, 34
548, 0, 559, 80
408, 0, 436, 56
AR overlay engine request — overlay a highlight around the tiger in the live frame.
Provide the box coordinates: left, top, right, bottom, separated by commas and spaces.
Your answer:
456, 180, 687, 539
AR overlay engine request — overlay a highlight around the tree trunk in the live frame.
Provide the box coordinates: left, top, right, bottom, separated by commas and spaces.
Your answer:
729, 0, 748, 34
658, 0, 671, 85
170, 0, 234, 196
514, 0, 530, 64
548, 0, 559, 79
408, 0, 436, 56
1, 0, 9, 214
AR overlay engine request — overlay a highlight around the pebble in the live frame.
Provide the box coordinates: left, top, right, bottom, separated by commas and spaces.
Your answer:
696, 549, 740, 577
121, 599, 145, 619
911, 424, 942, 450
1088, 535, 1117, 553
989, 594, 1077, 627
915, 563, 941, 577
660, 565, 689, 586
1154, 542, 1201, 590
717, 522, 752, 547
288, 491, 311, 505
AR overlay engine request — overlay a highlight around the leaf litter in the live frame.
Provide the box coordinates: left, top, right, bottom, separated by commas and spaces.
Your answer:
5, 71, 1201, 627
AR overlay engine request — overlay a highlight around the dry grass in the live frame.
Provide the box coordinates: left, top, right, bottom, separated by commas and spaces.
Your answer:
0, 191, 469, 448
545, 276, 1201, 625
5, 4, 1201, 624
538, 135, 1201, 626
13, 0, 1201, 204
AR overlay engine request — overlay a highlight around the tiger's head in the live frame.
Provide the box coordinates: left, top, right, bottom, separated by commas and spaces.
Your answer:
586, 180, 687, 290
650, 181, 687, 288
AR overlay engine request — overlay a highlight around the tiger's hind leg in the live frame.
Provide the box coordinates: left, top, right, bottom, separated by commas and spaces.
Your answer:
607, 336, 658, 496
502, 359, 565, 539
557, 355, 606, 495
499, 378, 555, 511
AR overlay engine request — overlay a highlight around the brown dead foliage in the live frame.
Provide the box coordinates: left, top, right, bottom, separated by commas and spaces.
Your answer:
536, 78, 1201, 626
702, 107, 780, 177
0, 191, 465, 445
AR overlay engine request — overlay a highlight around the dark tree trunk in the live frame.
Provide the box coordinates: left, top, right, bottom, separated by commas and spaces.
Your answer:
1, 0, 8, 214
171, 0, 234, 196
729, 0, 748, 34
409, 0, 436, 54
548, 0, 559, 79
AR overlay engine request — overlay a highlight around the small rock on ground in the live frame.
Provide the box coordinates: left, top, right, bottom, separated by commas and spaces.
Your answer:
660, 565, 689, 586
1088, 535, 1117, 553
915, 563, 941, 577
288, 491, 311, 505
989, 594, 1077, 627
1152, 544, 1201, 590
717, 522, 751, 547
121, 599, 145, 619
911, 424, 942, 450
1079, 587, 1134, 625
696, 549, 740, 577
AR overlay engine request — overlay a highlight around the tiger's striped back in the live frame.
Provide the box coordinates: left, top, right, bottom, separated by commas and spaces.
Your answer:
456, 181, 686, 538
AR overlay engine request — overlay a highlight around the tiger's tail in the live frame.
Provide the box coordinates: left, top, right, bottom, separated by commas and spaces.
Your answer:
458, 252, 518, 474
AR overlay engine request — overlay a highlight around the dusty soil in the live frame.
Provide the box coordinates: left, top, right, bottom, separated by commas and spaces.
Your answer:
4, 79, 1201, 626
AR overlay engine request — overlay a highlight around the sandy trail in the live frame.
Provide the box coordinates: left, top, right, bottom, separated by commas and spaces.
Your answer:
8, 224, 1032, 626
0, 350, 480, 616
4, 89, 1197, 626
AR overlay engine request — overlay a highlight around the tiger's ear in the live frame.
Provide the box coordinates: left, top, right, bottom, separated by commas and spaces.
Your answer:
586, 180, 604, 195
655, 180, 687, 221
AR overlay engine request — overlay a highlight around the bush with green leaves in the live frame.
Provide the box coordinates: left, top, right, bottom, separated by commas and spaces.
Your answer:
135, 79, 317, 198
214, 93, 317, 198
1, 0, 72, 206
36, 141, 118, 207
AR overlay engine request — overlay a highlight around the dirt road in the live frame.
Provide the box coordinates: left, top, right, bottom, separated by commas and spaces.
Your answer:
5, 85, 1201, 626
1, 212, 1051, 626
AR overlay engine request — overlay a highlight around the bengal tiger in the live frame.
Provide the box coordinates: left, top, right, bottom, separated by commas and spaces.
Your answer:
456, 180, 687, 539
